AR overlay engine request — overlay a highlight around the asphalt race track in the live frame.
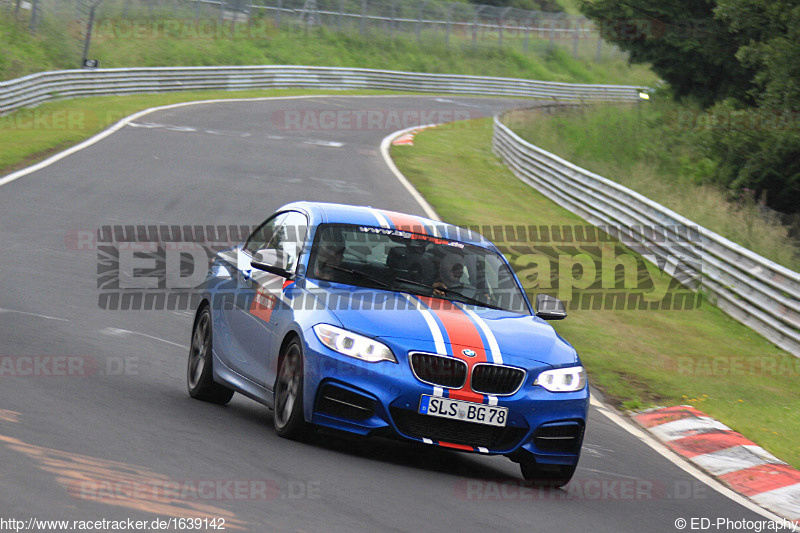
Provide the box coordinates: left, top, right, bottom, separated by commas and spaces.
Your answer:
0, 96, 772, 531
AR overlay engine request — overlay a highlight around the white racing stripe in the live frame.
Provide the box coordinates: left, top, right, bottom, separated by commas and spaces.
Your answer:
401, 294, 447, 355
368, 208, 391, 229
423, 220, 441, 238
458, 305, 503, 365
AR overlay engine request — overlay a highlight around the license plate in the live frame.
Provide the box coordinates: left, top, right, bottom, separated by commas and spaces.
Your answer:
418, 395, 507, 427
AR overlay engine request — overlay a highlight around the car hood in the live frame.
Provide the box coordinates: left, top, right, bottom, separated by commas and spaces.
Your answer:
306, 285, 577, 367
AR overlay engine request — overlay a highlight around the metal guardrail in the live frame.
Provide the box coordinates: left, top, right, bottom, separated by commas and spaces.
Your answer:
493, 115, 800, 357
0, 66, 644, 114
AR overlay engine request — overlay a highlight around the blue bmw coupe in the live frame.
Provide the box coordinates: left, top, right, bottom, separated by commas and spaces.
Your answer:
188, 201, 588, 485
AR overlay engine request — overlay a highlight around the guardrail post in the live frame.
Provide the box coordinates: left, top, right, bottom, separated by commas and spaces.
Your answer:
81, 0, 102, 68
359, 0, 366, 36
472, 6, 482, 50
498, 7, 511, 49
389, 0, 396, 38
572, 27, 579, 57
416, 1, 429, 44
523, 13, 532, 53
445, 3, 453, 46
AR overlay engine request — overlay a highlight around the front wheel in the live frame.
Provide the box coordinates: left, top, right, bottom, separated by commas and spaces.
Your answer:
273, 340, 312, 440
187, 306, 234, 405
519, 460, 576, 488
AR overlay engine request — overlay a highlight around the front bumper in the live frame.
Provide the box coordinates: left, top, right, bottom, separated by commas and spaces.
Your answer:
301, 331, 589, 465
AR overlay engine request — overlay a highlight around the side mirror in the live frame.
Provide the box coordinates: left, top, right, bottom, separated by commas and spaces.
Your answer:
251, 249, 292, 279
535, 294, 567, 320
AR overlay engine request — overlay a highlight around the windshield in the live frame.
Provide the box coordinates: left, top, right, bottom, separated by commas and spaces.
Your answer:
307, 224, 529, 314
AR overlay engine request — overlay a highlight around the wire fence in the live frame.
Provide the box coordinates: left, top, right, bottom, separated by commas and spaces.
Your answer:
3, 0, 624, 62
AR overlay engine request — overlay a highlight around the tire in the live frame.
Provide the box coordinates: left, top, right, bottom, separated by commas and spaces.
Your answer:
187, 306, 234, 405
519, 460, 576, 488
273, 339, 312, 439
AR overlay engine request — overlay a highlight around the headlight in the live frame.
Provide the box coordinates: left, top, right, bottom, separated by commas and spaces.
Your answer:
313, 324, 397, 363
534, 366, 586, 392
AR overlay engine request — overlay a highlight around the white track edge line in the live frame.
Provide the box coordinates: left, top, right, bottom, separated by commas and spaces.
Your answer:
0, 94, 437, 189
380, 124, 441, 221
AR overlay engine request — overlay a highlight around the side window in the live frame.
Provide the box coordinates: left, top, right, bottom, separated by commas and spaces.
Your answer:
243, 211, 308, 273
272, 211, 308, 272
243, 214, 285, 256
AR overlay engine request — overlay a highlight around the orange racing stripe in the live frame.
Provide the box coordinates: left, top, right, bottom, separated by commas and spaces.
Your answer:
417, 296, 487, 404
380, 209, 431, 235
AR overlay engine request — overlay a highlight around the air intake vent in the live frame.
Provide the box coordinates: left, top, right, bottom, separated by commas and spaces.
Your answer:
534, 422, 585, 453
316, 384, 375, 421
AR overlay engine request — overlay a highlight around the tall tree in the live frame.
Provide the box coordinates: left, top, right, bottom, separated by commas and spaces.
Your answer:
581, 0, 800, 213
715, 0, 800, 108
580, 0, 755, 107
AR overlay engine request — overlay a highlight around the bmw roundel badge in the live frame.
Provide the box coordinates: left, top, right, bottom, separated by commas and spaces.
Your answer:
462, 349, 477, 357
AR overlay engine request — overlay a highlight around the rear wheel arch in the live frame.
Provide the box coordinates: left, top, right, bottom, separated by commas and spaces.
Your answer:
187, 302, 234, 404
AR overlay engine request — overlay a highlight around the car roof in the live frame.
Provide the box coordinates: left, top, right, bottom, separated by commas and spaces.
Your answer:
278, 201, 497, 250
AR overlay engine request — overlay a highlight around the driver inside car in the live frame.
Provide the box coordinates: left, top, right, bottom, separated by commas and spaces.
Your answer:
313, 243, 345, 281
433, 260, 466, 298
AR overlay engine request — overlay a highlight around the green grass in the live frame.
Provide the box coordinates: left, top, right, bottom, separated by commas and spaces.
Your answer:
1, 12, 657, 86
391, 119, 800, 469
503, 101, 800, 271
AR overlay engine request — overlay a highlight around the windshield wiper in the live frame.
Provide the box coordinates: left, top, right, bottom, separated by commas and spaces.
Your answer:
394, 277, 504, 311
328, 265, 392, 289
